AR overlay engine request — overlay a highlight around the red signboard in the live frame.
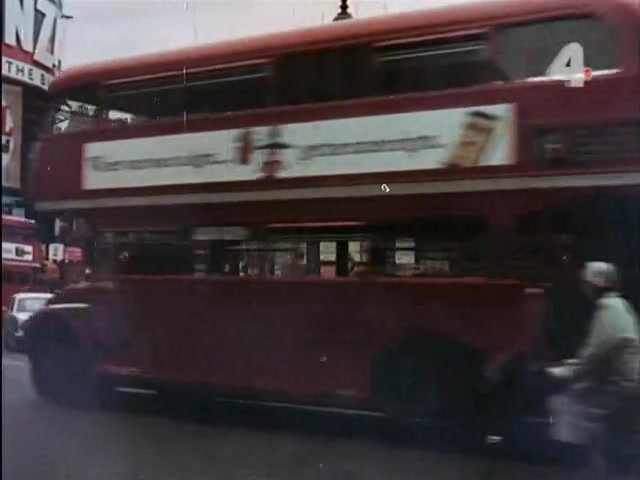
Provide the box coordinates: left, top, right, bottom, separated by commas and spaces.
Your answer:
64, 246, 84, 262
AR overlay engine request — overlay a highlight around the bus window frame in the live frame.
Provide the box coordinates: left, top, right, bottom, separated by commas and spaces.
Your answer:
373, 30, 497, 95
87, 214, 567, 283
44, 13, 627, 132
491, 14, 623, 83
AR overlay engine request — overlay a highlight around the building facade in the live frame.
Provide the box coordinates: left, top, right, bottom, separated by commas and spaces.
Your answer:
2, 0, 66, 217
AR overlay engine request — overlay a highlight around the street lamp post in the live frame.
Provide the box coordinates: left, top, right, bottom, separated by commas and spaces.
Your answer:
333, 0, 353, 22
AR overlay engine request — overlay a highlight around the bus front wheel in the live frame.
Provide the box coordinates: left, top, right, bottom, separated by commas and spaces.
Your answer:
28, 323, 100, 408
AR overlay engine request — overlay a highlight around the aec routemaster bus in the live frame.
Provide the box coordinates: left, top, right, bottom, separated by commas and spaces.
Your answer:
24, 0, 639, 436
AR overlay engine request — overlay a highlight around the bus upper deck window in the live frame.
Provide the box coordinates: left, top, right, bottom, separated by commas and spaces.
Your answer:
493, 16, 620, 81
374, 33, 494, 95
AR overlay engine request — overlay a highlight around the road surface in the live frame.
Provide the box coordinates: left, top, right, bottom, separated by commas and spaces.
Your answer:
3, 350, 572, 480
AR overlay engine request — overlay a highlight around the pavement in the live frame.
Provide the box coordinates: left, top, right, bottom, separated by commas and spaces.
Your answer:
3, 349, 573, 480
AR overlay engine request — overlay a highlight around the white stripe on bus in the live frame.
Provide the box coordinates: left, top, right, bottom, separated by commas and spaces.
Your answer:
212, 398, 386, 417
46, 303, 91, 309
35, 171, 640, 211
2, 260, 42, 268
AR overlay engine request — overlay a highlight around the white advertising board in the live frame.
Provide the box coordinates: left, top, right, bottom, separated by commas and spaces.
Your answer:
83, 103, 516, 190
2, 84, 23, 189
48, 243, 65, 262
2, 241, 34, 262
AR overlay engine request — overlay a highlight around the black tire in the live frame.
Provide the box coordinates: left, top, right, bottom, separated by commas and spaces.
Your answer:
4, 331, 17, 352
27, 320, 100, 408
371, 348, 440, 420
371, 335, 486, 424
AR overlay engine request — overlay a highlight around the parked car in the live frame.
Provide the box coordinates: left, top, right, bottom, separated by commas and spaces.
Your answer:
3, 293, 53, 352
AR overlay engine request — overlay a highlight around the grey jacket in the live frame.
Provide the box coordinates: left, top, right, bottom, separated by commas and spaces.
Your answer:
573, 292, 640, 388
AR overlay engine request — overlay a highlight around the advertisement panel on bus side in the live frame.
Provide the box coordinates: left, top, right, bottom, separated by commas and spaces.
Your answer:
2, 84, 23, 189
82, 103, 516, 190
2, 241, 34, 262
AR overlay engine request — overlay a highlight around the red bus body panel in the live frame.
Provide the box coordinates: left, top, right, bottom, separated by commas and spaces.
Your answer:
47, 277, 546, 408
30, 76, 639, 209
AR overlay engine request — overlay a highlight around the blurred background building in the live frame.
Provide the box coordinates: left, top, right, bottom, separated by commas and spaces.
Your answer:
2, 0, 68, 218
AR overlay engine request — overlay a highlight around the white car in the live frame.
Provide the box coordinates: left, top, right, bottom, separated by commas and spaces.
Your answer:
3, 292, 53, 352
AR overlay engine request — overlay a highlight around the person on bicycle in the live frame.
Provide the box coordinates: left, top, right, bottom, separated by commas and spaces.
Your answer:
548, 261, 639, 446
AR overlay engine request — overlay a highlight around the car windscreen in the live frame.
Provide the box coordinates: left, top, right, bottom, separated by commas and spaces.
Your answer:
15, 297, 49, 314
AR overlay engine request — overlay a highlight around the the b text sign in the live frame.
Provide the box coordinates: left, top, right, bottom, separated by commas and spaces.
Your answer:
2, 0, 64, 90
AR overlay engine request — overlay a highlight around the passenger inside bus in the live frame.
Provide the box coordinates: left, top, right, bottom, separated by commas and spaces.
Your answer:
280, 250, 307, 278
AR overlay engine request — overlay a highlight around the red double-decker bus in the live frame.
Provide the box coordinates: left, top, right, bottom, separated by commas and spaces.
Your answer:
24, 0, 639, 433
2, 215, 45, 314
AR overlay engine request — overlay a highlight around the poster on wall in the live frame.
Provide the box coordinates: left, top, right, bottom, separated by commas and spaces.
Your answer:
82, 103, 516, 190
2, 84, 23, 189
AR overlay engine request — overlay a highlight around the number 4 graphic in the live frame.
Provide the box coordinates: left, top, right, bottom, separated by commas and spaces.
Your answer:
546, 42, 592, 87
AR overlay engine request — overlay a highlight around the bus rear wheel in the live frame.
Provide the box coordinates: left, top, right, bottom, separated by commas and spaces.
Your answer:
370, 348, 440, 421
371, 336, 486, 426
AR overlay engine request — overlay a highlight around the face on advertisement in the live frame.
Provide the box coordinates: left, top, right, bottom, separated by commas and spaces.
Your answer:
447, 111, 500, 168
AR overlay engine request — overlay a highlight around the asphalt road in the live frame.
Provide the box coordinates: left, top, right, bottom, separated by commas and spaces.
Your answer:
3, 350, 572, 480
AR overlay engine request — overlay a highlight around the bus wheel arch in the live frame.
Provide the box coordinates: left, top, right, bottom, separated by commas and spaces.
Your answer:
370, 333, 486, 422
25, 312, 101, 408
370, 341, 440, 420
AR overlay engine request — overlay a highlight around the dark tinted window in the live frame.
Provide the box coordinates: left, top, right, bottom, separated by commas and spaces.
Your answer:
88, 206, 639, 284
96, 231, 193, 276
375, 33, 502, 95
178, 218, 552, 281
275, 46, 373, 106
104, 64, 270, 119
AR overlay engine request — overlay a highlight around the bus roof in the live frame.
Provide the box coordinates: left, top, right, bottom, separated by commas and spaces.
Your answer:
2, 215, 36, 229
50, 0, 632, 94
